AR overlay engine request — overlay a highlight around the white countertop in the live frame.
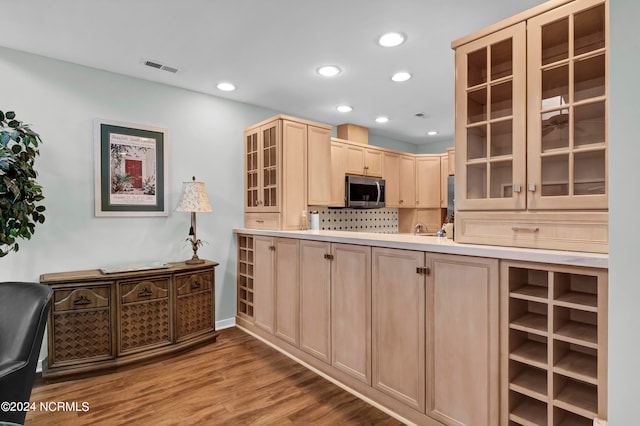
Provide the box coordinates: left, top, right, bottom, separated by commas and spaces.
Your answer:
233, 228, 608, 269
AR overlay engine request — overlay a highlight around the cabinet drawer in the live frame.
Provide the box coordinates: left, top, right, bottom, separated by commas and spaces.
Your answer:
176, 271, 212, 296
456, 211, 608, 253
53, 285, 111, 312
119, 278, 169, 304
245, 213, 281, 230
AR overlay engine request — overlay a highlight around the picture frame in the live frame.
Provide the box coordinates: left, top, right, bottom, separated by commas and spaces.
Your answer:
94, 119, 168, 216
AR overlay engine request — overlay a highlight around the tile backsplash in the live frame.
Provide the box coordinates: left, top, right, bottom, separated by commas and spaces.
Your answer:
309, 207, 398, 234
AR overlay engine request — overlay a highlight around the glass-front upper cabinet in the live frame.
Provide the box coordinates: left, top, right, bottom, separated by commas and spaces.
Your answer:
455, 23, 527, 211
527, 0, 607, 210
244, 120, 280, 213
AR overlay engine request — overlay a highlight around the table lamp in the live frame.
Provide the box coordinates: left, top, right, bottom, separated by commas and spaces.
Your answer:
175, 176, 212, 264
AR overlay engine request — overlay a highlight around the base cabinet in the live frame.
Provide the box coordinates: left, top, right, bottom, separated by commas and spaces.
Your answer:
426, 254, 499, 426
41, 261, 218, 379
235, 233, 607, 426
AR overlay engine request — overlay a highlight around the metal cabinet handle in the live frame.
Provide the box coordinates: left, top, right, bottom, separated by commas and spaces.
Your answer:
324, 254, 334, 260
191, 281, 201, 290
512, 226, 539, 232
416, 267, 431, 275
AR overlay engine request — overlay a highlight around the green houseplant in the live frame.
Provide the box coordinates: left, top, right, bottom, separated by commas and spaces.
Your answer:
0, 110, 45, 257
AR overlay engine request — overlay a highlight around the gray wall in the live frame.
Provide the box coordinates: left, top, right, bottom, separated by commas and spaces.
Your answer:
0, 46, 278, 328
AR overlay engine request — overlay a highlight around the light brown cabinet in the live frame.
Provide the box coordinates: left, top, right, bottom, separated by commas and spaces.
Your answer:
331, 243, 372, 384
244, 115, 331, 229
253, 235, 276, 333
372, 247, 426, 412
426, 253, 499, 426
416, 155, 441, 208
330, 139, 347, 207
274, 238, 300, 346
500, 260, 608, 425
382, 152, 400, 208
345, 142, 383, 177
399, 155, 416, 208
41, 261, 218, 379
440, 154, 448, 208
299, 240, 332, 363
453, 0, 608, 253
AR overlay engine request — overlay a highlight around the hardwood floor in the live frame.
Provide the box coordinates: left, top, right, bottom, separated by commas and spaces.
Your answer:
27, 327, 404, 425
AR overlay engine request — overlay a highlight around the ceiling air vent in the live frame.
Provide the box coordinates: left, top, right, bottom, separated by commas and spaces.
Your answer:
143, 59, 179, 73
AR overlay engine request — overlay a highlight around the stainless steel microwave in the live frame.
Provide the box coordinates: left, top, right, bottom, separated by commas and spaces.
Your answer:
345, 175, 385, 209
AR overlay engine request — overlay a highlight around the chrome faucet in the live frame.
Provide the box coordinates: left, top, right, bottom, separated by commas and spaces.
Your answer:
413, 222, 428, 235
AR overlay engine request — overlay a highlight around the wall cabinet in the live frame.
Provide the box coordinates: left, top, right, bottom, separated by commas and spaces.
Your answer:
416, 155, 442, 208
244, 115, 331, 229
440, 154, 448, 208
453, 0, 608, 252
41, 261, 218, 379
344, 142, 383, 177
399, 155, 416, 208
382, 152, 400, 208
500, 260, 608, 425
330, 139, 347, 207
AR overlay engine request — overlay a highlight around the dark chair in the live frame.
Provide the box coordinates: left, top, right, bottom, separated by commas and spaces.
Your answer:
0, 282, 52, 425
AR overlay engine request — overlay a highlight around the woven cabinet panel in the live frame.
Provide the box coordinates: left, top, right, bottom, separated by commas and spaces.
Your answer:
52, 310, 112, 363
177, 291, 213, 339
120, 299, 170, 352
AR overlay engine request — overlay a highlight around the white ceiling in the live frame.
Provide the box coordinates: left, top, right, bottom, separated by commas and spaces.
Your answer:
0, 0, 548, 146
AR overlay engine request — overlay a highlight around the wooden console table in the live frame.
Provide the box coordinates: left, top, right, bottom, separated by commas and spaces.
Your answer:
40, 260, 218, 379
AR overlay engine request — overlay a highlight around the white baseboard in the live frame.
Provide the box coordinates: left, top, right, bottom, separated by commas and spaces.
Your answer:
37, 317, 237, 374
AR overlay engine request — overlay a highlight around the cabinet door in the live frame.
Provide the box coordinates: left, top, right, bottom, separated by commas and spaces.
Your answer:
416, 155, 442, 208
175, 270, 214, 341
440, 155, 448, 208
331, 243, 371, 384
307, 125, 332, 206
274, 238, 300, 346
364, 148, 383, 177
299, 240, 331, 363
426, 253, 499, 426
455, 23, 527, 211
383, 152, 400, 208
399, 155, 416, 207
330, 141, 346, 207
526, 0, 607, 210
244, 129, 260, 212
345, 144, 365, 175
245, 121, 281, 213
372, 247, 425, 412
281, 120, 306, 229
254, 236, 275, 333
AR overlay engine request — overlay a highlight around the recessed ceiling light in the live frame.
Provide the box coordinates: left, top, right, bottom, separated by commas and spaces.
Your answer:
427, 131, 439, 136
317, 65, 342, 77
378, 32, 405, 47
337, 105, 353, 113
391, 72, 412, 82
375, 116, 389, 123
217, 82, 236, 91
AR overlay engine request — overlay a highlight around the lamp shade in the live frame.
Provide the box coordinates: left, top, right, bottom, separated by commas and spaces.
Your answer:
175, 178, 212, 212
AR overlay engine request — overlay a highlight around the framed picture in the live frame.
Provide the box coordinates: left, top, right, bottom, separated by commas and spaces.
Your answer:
94, 119, 168, 216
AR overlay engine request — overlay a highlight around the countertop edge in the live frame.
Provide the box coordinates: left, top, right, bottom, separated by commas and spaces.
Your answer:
233, 228, 608, 269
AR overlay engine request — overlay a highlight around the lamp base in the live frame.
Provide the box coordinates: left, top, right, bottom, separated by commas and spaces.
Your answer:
186, 256, 205, 265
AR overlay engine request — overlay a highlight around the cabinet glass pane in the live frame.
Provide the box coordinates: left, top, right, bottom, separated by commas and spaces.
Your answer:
574, 4, 606, 56
467, 163, 487, 199
574, 150, 605, 195
542, 17, 569, 65
490, 38, 513, 80
467, 125, 487, 160
574, 101, 606, 147
574, 54, 605, 102
541, 109, 569, 151
467, 88, 487, 123
490, 81, 513, 119
467, 47, 487, 87
542, 65, 569, 109
541, 154, 569, 196
490, 120, 513, 157
490, 160, 513, 198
